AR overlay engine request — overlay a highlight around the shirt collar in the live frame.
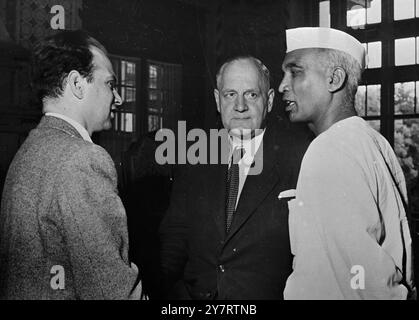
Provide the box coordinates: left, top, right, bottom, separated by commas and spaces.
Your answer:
229, 129, 266, 166
45, 112, 93, 143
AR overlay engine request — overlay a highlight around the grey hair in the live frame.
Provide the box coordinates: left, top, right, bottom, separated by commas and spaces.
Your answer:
316, 48, 362, 108
215, 56, 271, 93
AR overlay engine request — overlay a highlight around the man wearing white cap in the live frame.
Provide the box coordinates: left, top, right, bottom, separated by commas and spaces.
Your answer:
279, 27, 416, 299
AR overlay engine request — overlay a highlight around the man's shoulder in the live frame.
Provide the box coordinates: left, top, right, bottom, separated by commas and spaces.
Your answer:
60, 141, 114, 173
22, 123, 114, 173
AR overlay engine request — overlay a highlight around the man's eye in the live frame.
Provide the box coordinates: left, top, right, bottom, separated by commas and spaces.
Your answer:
245, 92, 258, 99
291, 69, 301, 76
108, 82, 116, 90
224, 92, 236, 98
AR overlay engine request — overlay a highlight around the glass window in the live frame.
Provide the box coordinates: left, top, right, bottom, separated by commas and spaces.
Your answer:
121, 61, 136, 86
113, 111, 135, 133
355, 84, 381, 116
395, 82, 417, 114
122, 113, 134, 132
367, 84, 381, 115
363, 41, 382, 68
395, 37, 416, 66
394, 0, 415, 20
367, 120, 380, 132
355, 85, 366, 116
367, 0, 381, 24
149, 65, 158, 89
417, 81, 419, 108
394, 118, 419, 187
148, 64, 162, 132
417, 36, 419, 64
121, 87, 136, 103
319, 1, 331, 27
147, 61, 182, 132
109, 56, 138, 133
347, 0, 381, 28
148, 114, 162, 132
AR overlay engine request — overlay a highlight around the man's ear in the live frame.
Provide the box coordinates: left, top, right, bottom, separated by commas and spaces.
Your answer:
214, 89, 221, 113
327, 67, 347, 93
267, 88, 275, 113
67, 70, 85, 99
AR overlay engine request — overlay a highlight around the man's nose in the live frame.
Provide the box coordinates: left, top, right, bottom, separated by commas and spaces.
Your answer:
234, 95, 248, 112
113, 89, 123, 106
278, 77, 289, 93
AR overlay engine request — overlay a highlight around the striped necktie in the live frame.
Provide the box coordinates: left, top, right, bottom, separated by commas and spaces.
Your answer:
225, 147, 245, 234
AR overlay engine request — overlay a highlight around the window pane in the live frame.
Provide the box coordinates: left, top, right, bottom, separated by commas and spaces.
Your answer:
149, 91, 158, 101
367, 120, 380, 132
148, 114, 162, 132
367, 41, 382, 68
121, 61, 136, 86
367, 84, 381, 115
417, 37, 419, 64
124, 87, 136, 103
319, 1, 331, 27
355, 85, 366, 116
347, 0, 366, 27
394, 119, 419, 187
395, 82, 415, 114
121, 87, 136, 103
149, 65, 158, 89
113, 112, 119, 131
122, 113, 134, 133
394, 0, 415, 20
417, 0, 419, 17
367, 0, 381, 24
417, 81, 419, 108
395, 38, 416, 66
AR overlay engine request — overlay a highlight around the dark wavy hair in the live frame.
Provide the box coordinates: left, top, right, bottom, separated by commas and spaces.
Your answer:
32, 30, 106, 101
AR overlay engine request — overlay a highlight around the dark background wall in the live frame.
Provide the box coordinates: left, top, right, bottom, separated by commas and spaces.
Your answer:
80, 0, 209, 132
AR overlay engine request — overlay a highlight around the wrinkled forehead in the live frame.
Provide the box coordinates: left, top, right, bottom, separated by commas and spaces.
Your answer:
282, 48, 323, 71
221, 59, 264, 88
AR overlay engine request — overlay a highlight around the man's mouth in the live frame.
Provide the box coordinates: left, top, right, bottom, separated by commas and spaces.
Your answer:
232, 117, 251, 122
284, 100, 297, 112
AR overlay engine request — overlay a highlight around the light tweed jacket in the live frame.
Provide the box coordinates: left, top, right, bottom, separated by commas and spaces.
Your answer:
0, 116, 139, 299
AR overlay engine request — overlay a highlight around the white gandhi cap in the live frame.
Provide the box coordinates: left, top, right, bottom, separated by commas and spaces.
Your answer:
286, 27, 366, 70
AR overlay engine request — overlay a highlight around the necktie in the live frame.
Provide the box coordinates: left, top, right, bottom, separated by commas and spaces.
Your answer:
225, 147, 245, 234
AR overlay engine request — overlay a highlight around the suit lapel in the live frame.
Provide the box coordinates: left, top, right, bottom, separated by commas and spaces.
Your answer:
225, 124, 282, 240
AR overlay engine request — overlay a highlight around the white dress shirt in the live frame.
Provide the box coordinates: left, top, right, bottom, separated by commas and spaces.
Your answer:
45, 112, 92, 143
228, 129, 265, 209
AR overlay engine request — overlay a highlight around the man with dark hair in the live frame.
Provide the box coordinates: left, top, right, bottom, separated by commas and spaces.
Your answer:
279, 27, 415, 299
159, 56, 312, 299
0, 30, 143, 299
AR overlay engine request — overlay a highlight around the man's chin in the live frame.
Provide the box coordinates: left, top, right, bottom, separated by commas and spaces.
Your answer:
228, 128, 263, 140
287, 111, 302, 123
102, 120, 113, 131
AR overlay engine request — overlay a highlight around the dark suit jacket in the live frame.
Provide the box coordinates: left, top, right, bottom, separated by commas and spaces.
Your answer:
0, 116, 139, 299
159, 117, 312, 300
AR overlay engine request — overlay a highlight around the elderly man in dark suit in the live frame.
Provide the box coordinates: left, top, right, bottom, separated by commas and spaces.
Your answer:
0, 30, 142, 299
159, 56, 312, 299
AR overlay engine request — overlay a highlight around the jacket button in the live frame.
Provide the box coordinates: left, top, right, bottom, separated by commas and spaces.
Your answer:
218, 264, 225, 273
